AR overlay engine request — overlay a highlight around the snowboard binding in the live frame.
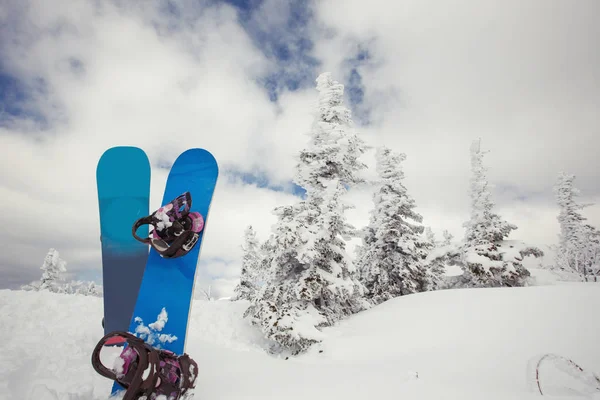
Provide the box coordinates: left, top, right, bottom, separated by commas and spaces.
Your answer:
91, 331, 198, 400
132, 192, 204, 259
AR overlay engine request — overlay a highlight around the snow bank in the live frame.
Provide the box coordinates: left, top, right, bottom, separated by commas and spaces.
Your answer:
1, 281, 598, 399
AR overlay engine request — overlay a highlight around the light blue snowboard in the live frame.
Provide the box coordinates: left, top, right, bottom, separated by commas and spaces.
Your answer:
112, 148, 218, 395
96, 147, 150, 335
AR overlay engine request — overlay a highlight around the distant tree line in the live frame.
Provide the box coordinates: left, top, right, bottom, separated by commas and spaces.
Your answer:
21, 248, 102, 296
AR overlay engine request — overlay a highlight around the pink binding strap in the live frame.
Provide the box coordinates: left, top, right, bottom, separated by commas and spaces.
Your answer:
189, 212, 204, 233
91, 331, 199, 400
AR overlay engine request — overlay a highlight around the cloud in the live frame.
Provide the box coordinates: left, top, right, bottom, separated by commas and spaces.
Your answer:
311, 0, 600, 245
0, 0, 316, 289
237, 0, 320, 99
1, 0, 599, 296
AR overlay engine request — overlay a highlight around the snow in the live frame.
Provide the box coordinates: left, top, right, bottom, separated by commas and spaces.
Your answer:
112, 354, 126, 376
148, 308, 169, 331
133, 308, 178, 347
1, 274, 599, 399
155, 204, 174, 231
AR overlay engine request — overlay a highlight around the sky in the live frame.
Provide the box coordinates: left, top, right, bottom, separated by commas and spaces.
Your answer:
0, 0, 599, 298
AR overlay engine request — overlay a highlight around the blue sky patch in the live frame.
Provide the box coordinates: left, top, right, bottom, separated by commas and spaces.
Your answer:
342, 45, 374, 126
216, 0, 372, 124
0, 70, 49, 128
219, 0, 320, 101
0, 71, 29, 122
223, 166, 306, 197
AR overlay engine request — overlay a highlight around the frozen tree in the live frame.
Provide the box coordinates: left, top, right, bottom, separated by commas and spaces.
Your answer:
21, 249, 103, 295
582, 225, 600, 281
555, 173, 585, 256
570, 224, 600, 282
422, 230, 461, 290
39, 248, 68, 292
356, 146, 433, 304
554, 173, 599, 281
246, 72, 369, 355
425, 227, 437, 247
460, 139, 533, 287
233, 225, 262, 301
442, 230, 454, 246
20, 281, 41, 291
67, 280, 103, 296
244, 203, 324, 353
464, 139, 518, 244
256, 234, 276, 285
83, 281, 102, 296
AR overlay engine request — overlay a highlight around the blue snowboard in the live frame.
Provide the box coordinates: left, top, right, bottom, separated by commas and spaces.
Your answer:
97, 147, 150, 335
110, 148, 217, 395
109, 148, 218, 397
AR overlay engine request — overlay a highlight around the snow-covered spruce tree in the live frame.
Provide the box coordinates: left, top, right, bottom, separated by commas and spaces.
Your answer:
246, 72, 369, 355
20, 281, 41, 291
582, 225, 600, 281
554, 173, 599, 281
244, 202, 325, 353
66, 280, 103, 296
442, 230, 454, 246
82, 281, 102, 296
356, 146, 434, 304
39, 248, 68, 292
460, 139, 535, 287
22, 250, 102, 295
422, 228, 448, 292
425, 227, 437, 247
233, 225, 262, 301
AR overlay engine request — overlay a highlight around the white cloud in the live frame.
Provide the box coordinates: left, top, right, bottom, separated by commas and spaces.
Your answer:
1, 0, 599, 296
0, 0, 314, 289
312, 0, 600, 248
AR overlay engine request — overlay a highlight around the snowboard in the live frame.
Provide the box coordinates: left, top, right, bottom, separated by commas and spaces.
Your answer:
97, 146, 151, 335
111, 148, 218, 395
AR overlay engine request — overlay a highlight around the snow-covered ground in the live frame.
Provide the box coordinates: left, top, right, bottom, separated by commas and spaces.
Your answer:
1, 271, 598, 400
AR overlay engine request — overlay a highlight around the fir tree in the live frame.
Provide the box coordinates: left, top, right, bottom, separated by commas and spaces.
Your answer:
425, 227, 437, 247
461, 139, 531, 287
581, 224, 600, 281
246, 72, 368, 354
39, 248, 67, 292
21, 249, 103, 295
442, 230, 454, 246
356, 146, 432, 304
82, 281, 102, 296
554, 173, 599, 281
554, 172, 585, 262
233, 225, 262, 301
